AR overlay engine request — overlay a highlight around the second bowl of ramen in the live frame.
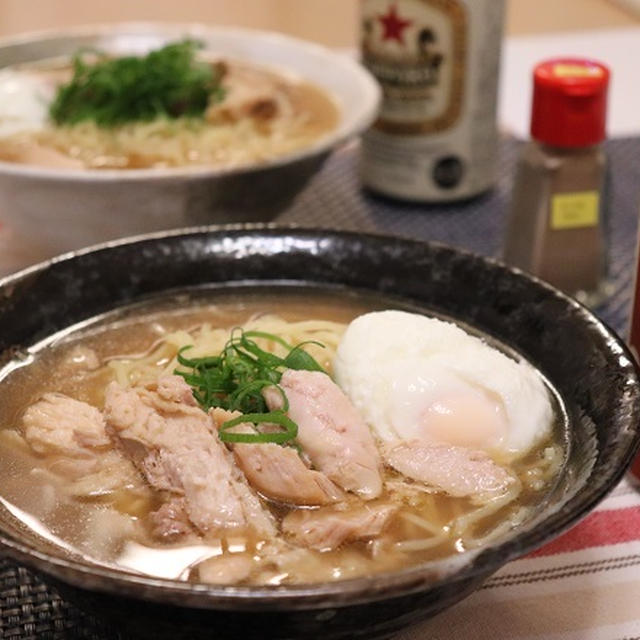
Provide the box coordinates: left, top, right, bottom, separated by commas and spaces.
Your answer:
0, 24, 380, 265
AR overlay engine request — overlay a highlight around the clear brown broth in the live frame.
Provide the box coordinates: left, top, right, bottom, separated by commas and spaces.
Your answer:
0, 290, 563, 585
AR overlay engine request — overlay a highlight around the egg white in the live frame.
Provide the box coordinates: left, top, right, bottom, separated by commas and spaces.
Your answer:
333, 310, 553, 460
0, 70, 53, 136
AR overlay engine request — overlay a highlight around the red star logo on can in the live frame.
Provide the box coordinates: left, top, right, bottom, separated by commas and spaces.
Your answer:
378, 4, 413, 44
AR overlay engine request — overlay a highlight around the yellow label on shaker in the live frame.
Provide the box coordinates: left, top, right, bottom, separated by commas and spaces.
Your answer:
551, 191, 600, 229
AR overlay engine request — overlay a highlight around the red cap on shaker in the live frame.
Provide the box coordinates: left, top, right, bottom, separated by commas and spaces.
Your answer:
530, 58, 610, 148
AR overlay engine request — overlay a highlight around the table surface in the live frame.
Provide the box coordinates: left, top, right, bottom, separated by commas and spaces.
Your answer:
1, 135, 640, 639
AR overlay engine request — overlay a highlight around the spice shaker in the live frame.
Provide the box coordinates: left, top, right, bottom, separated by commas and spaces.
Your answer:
504, 59, 610, 305
360, 0, 505, 202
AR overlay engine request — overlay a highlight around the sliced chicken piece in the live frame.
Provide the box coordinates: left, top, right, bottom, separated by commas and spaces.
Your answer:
104, 375, 276, 538
384, 439, 515, 498
195, 553, 254, 585
156, 374, 199, 406
150, 498, 194, 541
282, 503, 397, 551
21, 393, 150, 501
205, 63, 286, 125
265, 369, 383, 499
210, 407, 343, 506
234, 443, 344, 506
23, 393, 110, 458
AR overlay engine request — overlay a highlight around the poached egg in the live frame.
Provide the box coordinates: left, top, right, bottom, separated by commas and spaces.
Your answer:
333, 311, 553, 460
0, 69, 53, 136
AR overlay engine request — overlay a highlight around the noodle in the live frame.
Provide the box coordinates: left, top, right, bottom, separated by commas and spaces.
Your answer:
400, 511, 448, 537
32, 116, 322, 169
394, 512, 450, 552
452, 481, 522, 539
463, 506, 531, 550
395, 536, 449, 552
108, 314, 346, 386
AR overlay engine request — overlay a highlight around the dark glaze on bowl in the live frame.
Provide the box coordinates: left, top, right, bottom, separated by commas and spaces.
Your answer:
0, 226, 639, 640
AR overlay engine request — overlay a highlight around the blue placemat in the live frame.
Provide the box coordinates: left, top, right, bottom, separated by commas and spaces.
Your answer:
279, 136, 640, 336
2, 135, 640, 639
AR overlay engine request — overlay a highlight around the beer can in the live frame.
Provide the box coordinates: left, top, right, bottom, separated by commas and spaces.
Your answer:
360, 0, 505, 201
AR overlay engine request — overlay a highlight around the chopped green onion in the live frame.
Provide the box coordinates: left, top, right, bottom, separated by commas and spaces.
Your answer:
174, 328, 326, 445
49, 39, 225, 127
218, 411, 298, 444
283, 342, 326, 372
177, 347, 221, 369
243, 330, 292, 349
228, 378, 289, 413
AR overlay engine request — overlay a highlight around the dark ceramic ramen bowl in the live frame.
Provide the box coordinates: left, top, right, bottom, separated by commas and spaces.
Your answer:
0, 226, 638, 640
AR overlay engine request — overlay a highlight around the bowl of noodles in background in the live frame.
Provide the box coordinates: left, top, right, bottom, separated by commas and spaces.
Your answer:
0, 24, 380, 266
0, 225, 639, 640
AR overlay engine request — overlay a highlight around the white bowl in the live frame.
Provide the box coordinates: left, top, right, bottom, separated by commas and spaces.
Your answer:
0, 23, 380, 264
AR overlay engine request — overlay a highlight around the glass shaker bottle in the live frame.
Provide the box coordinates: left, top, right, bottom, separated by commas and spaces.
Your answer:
504, 59, 610, 306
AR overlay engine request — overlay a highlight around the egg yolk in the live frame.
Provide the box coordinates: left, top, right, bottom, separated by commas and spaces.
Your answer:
390, 367, 510, 452
420, 390, 509, 451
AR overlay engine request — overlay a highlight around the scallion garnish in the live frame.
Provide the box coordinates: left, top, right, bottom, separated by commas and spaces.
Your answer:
49, 39, 225, 127
218, 411, 298, 444
174, 329, 326, 445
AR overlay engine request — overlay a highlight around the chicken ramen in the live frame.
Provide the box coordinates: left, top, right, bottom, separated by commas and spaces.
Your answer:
0, 40, 339, 170
0, 292, 563, 585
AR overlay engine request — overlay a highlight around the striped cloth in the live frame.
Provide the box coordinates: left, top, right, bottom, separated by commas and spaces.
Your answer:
400, 476, 640, 639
